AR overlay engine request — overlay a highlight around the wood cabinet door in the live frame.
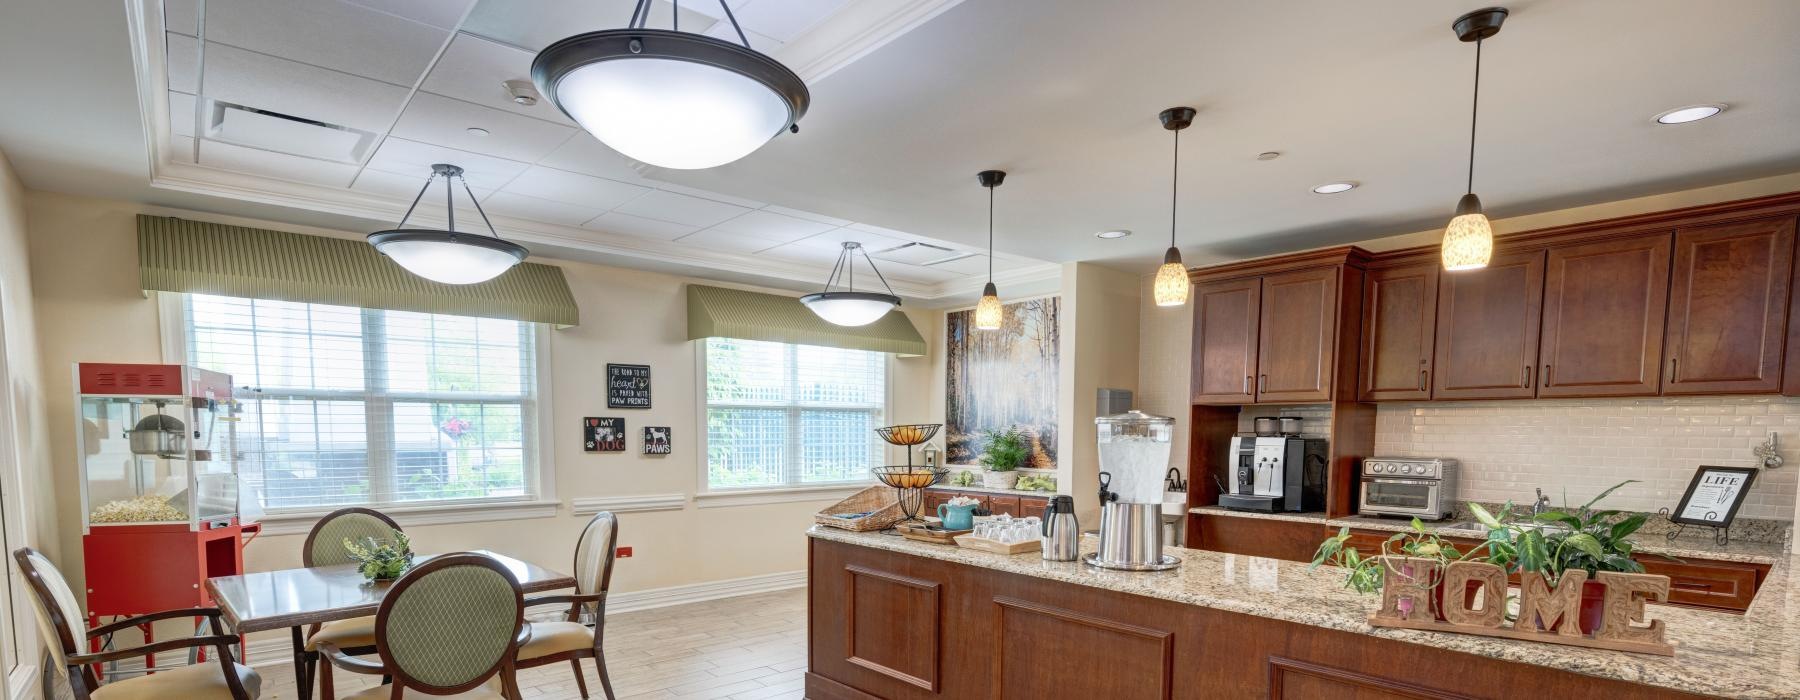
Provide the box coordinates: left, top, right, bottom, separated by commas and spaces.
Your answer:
1256, 267, 1339, 403
1191, 277, 1262, 403
1358, 263, 1440, 401
922, 490, 955, 517
1018, 495, 1052, 519
1537, 233, 1673, 397
985, 494, 1022, 517
1433, 249, 1546, 399
1664, 217, 1796, 395
1636, 556, 1767, 611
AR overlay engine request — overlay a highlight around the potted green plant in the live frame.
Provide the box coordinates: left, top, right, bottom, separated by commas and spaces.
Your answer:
978, 426, 1030, 489
344, 532, 415, 583
1312, 518, 1504, 620
1467, 480, 1648, 634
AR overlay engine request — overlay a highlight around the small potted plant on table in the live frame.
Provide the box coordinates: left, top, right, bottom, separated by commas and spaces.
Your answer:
1468, 481, 1648, 634
344, 532, 415, 584
978, 426, 1029, 489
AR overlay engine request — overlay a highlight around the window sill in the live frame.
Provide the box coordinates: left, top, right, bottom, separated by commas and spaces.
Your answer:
253, 499, 561, 536
694, 484, 870, 509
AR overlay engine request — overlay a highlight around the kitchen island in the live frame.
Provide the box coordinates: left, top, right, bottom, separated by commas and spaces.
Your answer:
805, 526, 1799, 699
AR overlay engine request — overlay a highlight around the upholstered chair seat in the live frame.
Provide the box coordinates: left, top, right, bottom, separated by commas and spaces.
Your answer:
91, 661, 263, 700
517, 620, 593, 660
306, 615, 378, 651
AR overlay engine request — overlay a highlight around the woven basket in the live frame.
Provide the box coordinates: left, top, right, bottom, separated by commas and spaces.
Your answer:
815, 486, 903, 531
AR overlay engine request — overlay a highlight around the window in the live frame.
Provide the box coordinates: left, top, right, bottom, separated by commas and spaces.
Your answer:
703, 338, 886, 490
182, 294, 542, 512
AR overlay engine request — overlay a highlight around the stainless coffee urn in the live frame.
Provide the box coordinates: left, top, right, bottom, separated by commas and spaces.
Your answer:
1088, 410, 1181, 571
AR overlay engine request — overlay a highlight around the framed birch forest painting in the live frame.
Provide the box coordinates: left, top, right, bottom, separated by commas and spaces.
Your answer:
945, 296, 1059, 467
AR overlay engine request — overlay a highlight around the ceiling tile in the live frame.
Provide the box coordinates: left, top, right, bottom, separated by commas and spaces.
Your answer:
481, 191, 605, 227
699, 21, 784, 53
200, 41, 411, 133
204, 0, 450, 86
679, 0, 752, 20
707, 209, 836, 243
166, 33, 199, 93
343, 0, 477, 30
351, 168, 494, 202
673, 228, 783, 255
761, 205, 851, 227
757, 240, 851, 264
419, 34, 574, 125
536, 134, 649, 183
880, 262, 965, 284
502, 166, 651, 210
870, 241, 960, 265
791, 226, 907, 253
652, 181, 765, 209
390, 92, 576, 163
169, 91, 197, 138
364, 137, 531, 185
461, 0, 716, 51
165, 0, 200, 36
584, 211, 700, 241
731, 0, 850, 42
846, 221, 919, 241
614, 190, 751, 228
199, 140, 359, 187
924, 253, 989, 275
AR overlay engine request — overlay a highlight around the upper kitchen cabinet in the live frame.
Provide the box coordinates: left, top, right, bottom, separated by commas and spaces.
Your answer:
1256, 267, 1340, 402
1190, 277, 1261, 403
1358, 262, 1440, 401
1667, 217, 1795, 395
1432, 249, 1545, 400
1537, 232, 1673, 398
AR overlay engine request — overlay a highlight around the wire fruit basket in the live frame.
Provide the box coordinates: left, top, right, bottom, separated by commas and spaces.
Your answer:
875, 423, 942, 468
871, 465, 949, 525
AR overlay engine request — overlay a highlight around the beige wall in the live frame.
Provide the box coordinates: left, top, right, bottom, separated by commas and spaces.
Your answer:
1061, 263, 1141, 522
21, 191, 939, 614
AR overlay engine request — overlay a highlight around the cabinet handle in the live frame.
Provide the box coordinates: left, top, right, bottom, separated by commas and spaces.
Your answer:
1522, 365, 1532, 388
1670, 358, 1679, 383
1258, 374, 1267, 395
1419, 369, 1428, 392
1544, 364, 1553, 387
1243, 375, 1251, 395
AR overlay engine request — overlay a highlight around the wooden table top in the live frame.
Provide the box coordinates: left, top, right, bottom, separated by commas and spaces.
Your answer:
206, 550, 575, 634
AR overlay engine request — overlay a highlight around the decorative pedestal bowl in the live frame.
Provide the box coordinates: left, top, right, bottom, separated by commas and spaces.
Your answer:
871, 465, 949, 527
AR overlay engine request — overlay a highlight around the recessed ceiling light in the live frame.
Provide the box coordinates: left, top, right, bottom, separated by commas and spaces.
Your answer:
465, 127, 491, 136
1312, 182, 1357, 194
1256, 151, 1282, 161
1654, 104, 1726, 125
1095, 229, 1132, 239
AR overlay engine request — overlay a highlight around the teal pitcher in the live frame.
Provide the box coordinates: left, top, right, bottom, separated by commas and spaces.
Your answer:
937, 502, 978, 530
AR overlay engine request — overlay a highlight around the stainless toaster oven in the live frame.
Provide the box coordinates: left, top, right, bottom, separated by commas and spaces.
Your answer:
1358, 457, 1459, 520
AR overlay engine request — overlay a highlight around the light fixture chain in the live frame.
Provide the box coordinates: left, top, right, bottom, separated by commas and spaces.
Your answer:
1467, 39, 1481, 196
717, 0, 753, 49
461, 176, 504, 239
395, 173, 435, 229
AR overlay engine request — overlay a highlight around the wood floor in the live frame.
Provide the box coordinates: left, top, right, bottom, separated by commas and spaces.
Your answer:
252, 588, 807, 700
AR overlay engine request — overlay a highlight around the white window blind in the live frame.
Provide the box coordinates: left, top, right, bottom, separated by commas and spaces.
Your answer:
704, 338, 885, 489
183, 293, 540, 511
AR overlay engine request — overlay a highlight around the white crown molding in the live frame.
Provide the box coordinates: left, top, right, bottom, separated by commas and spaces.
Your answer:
570, 493, 689, 515
777, 0, 968, 84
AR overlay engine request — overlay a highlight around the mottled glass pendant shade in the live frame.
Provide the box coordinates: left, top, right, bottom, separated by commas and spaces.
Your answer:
974, 282, 1003, 330
1153, 247, 1190, 306
1441, 193, 1493, 271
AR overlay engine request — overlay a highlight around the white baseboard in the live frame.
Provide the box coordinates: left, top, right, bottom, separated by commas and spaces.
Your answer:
107, 569, 808, 670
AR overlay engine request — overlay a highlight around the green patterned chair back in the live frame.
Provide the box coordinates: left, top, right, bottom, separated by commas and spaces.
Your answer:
304, 508, 402, 567
571, 512, 617, 622
12, 549, 83, 675
375, 553, 523, 692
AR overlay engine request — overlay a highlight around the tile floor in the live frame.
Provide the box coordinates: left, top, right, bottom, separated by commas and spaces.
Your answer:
251, 588, 807, 699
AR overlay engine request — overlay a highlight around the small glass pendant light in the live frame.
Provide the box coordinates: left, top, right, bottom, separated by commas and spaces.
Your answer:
974, 170, 1006, 330
1153, 107, 1195, 306
1441, 7, 1508, 271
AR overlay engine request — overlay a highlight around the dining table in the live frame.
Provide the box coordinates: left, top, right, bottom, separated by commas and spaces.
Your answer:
205, 550, 576, 700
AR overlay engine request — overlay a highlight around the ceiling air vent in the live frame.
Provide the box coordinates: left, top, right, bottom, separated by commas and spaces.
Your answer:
871, 242, 959, 266
204, 100, 376, 164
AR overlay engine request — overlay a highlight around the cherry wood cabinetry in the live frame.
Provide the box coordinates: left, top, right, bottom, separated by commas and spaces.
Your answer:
1664, 217, 1796, 395
1255, 268, 1340, 403
922, 488, 1051, 519
1190, 278, 1261, 403
1193, 514, 1323, 563
1637, 555, 1770, 612
1536, 232, 1673, 398
1431, 249, 1546, 400
1357, 263, 1440, 401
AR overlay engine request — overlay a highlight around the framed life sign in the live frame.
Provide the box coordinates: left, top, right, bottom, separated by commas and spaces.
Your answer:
607, 363, 652, 409
1670, 466, 1758, 527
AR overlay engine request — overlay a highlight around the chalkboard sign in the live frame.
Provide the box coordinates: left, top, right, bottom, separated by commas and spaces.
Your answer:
607, 364, 652, 409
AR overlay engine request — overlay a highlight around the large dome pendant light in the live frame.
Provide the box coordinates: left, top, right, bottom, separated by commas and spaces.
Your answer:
532, 0, 810, 170
800, 242, 903, 327
1152, 107, 1196, 307
974, 169, 1007, 330
1441, 7, 1508, 271
368, 164, 527, 285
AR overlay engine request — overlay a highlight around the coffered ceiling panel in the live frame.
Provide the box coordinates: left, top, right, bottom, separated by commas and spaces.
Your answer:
343, 0, 476, 30
203, 0, 454, 86
707, 209, 837, 243
614, 190, 752, 228
671, 228, 782, 255
164, 0, 199, 37
419, 33, 574, 124
700, 22, 784, 53
535, 134, 648, 183
200, 41, 412, 133
480, 191, 606, 226
460, 0, 714, 52
501, 166, 650, 209
165, 32, 199, 93
881, 262, 964, 284
168, 91, 195, 138
793, 225, 908, 252
731, 0, 851, 42
584, 211, 701, 241
363, 137, 531, 185
351, 167, 494, 203
763, 204, 851, 227
923, 253, 988, 275
200, 140, 360, 187
389, 92, 576, 163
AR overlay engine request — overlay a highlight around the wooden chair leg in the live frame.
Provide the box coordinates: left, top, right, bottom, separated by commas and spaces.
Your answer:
569, 658, 589, 699
319, 656, 334, 700
592, 654, 615, 700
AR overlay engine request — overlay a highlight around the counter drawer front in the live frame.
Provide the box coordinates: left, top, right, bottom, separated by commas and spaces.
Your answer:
1635, 557, 1763, 611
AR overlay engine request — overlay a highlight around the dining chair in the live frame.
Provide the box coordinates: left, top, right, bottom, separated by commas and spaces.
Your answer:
12, 547, 261, 699
301, 507, 404, 688
316, 552, 526, 700
515, 511, 618, 699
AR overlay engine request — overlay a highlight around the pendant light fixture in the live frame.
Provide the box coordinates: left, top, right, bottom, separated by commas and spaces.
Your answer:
1152, 107, 1196, 307
800, 242, 902, 327
974, 169, 1006, 330
532, 0, 809, 170
1441, 7, 1508, 271
368, 164, 527, 285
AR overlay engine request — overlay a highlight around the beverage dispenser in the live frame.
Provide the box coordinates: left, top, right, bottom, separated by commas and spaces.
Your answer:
1089, 410, 1181, 571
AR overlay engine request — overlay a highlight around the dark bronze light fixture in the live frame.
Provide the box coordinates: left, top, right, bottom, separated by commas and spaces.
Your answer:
974, 169, 1006, 330
1441, 7, 1508, 271
368, 164, 526, 285
1153, 107, 1195, 307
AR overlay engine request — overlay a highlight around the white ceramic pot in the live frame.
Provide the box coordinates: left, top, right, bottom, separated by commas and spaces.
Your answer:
982, 470, 1020, 489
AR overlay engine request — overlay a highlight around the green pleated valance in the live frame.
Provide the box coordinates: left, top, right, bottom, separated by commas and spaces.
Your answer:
138, 215, 579, 327
686, 284, 925, 356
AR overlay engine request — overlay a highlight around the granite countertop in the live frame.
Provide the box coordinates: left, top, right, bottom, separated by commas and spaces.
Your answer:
926, 482, 1061, 497
808, 526, 1800, 699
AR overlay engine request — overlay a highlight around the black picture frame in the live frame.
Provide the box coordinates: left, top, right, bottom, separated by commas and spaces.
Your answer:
643, 426, 672, 455
1669, 465, 1758, 527
607, 364, 652, 409
583, 417, 626, 453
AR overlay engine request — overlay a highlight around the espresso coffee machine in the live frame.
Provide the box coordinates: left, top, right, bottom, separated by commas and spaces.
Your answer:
1217, 435, 1328, 513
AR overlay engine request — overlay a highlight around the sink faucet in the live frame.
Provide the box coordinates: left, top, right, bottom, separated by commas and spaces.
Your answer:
1532, 488, 1552, 516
